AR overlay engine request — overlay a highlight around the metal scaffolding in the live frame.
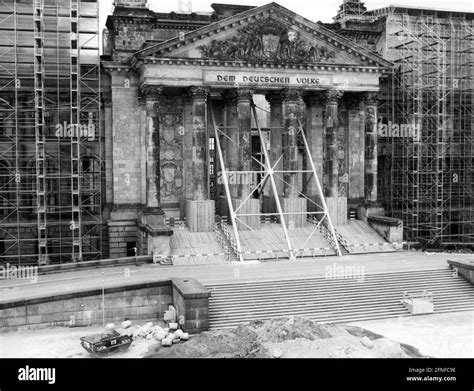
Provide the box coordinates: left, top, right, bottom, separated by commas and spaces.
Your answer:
0, 0, 104, 265
210, 98, 341, 262
378, 8, 474, 245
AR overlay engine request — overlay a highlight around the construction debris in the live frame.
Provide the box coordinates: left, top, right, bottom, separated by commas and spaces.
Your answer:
123, 319, 189, 348
146, 316, 425, 358
121, 320, 132, 329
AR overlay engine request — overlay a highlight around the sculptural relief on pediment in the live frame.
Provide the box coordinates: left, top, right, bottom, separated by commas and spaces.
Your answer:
199, 18, 336, 64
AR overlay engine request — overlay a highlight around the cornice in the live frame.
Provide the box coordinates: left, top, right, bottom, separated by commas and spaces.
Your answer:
133, 57, 390, 74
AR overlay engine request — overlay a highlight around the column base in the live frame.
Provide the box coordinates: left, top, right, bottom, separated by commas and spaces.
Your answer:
279, 197, 307, 228
231, 198, 260, 230
186, 200, 215, 232
137, 210, 173, 259
262, 195, 276, 214
325, 197, 347, 226
217, 195, 229, 220
357, 203, 384, 223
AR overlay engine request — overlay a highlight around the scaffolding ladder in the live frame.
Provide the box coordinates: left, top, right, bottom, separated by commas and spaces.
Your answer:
70, 0, 82, 261
33, 0, 48, 265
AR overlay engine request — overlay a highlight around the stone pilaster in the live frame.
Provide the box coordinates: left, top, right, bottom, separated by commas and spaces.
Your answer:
140, 84, 163, 208
102, 92, 113, 205
137, 85, 172, 258
363, 92, 378, 203
323, 89, 344, 198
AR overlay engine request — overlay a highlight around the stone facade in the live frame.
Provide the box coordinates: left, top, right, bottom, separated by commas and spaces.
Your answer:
102, 1, 393, 258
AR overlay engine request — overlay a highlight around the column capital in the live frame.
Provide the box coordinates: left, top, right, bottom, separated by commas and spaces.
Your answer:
139, 84, 164, 101
303, 92, 325, 106
323, 89, 344, 104
282, 88, 302, 104
363, 92, 379, 106
265, 90, 285, 105
346, 93, 362, 110
221, 89, 238, 104
188, 86, 209, 101
236, 88, 254, 103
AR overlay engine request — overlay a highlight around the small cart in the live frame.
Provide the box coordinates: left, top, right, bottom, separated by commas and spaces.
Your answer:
80, 329, 132, 356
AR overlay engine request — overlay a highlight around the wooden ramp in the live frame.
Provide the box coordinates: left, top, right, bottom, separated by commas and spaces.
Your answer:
227, 223, 336, 261
170, 228, 228, 265
335, 220, 398, 254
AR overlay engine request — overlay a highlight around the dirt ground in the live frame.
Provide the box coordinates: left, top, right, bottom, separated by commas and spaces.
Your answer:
0, 317, 424, 358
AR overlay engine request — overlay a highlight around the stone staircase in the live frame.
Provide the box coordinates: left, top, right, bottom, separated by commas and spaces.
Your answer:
205, 268, 474, 329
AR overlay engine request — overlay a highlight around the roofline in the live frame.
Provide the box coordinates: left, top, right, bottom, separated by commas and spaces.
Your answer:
132, 2, 392, 69
373, 4, 474, 17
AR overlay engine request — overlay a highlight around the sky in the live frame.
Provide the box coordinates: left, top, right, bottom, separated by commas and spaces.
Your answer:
99, 0, 473, 51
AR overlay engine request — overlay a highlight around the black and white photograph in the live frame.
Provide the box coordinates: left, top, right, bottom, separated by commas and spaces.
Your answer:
0, 0, 473, 387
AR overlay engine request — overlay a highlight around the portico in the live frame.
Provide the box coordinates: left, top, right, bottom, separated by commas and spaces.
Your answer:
103, 2, 394, 260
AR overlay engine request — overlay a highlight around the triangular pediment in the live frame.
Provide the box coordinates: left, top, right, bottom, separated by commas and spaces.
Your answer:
135, 2, 391, 69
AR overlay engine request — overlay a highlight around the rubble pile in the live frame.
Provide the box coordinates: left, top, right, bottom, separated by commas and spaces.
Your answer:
123, 322, 189, 346
121, 305, 190, 348
146, 316, 425, 358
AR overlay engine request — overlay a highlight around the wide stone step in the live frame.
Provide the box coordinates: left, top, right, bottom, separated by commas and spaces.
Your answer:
209, 306, 474, 329
209, 294, 474, 317
209, 291, 474, 315
206, 267, 474, 329
205, 269, 452, 290
207, 278, 472, 302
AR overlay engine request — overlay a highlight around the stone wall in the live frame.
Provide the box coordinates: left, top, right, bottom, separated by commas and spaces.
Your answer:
108, 218, 139, 259
0, 278, 211, 334
172, 277, 210, 334
0, 280, 173, 332
447, 260, 474, 285
367, 215, 403, 243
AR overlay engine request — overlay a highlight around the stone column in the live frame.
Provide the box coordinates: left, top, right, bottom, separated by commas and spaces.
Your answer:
303, 93, 324, 196
346, 94, 364, 203
363, 92, 378, 203
186, 86, 215, 232
231, 88, 259, 230
282, 89, 301, 198
189, 86, 209, 201
236, 88, 253, 199
280, 89, 306, 228
323, 89, 343, 198
263, 91, 284, 213
323, 89, 346, 225
222, 90, 239, 199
